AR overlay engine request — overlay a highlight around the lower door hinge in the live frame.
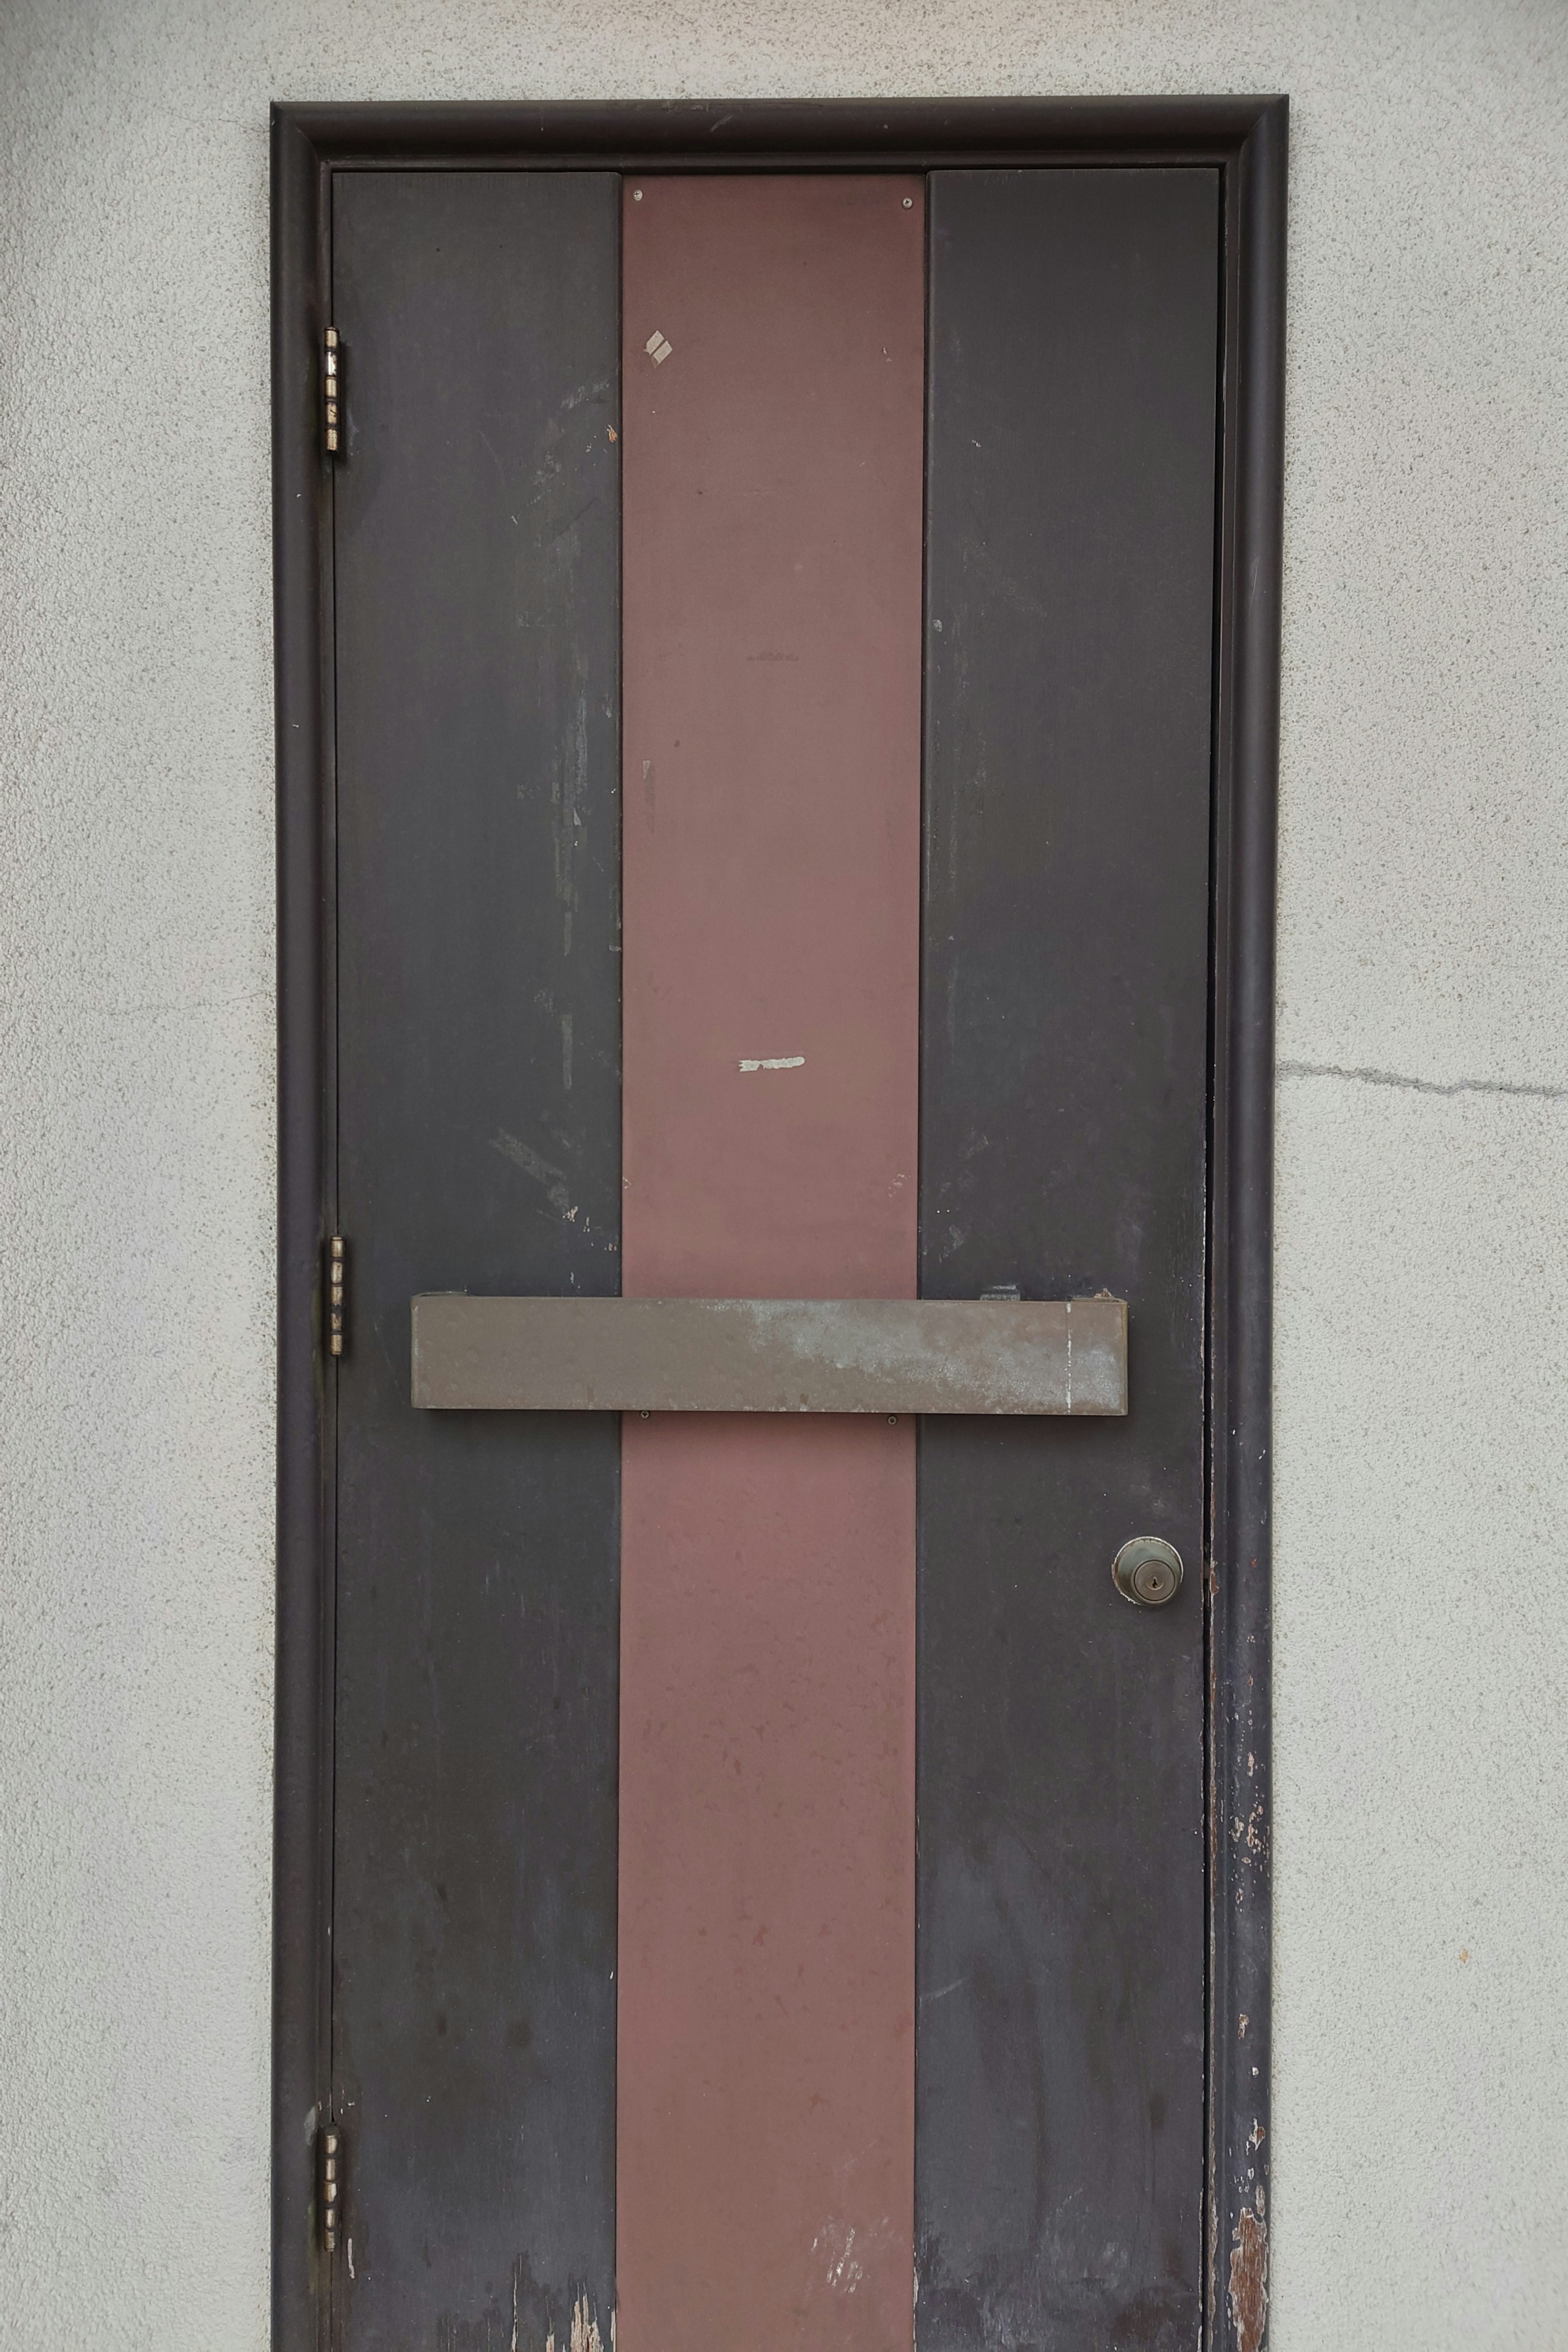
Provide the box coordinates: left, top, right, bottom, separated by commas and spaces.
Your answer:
320, 2122, 341, 2254
328, 1234, 346, 1357
323, 327, 343, 457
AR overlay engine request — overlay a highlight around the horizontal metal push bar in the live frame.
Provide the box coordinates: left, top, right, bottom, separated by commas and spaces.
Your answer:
410, 1294, 1127, 1416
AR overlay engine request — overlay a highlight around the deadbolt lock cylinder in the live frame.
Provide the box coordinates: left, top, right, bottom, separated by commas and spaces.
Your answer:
1112, 1536, 1183, 1608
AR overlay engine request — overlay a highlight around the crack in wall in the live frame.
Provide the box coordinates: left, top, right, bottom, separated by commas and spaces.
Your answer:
1278, 1058, 1568, 1103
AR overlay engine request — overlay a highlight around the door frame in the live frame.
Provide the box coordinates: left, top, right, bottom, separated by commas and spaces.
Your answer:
272, 95, 1286, 2352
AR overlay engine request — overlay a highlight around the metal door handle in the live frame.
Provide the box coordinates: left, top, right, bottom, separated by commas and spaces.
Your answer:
409, 1292, 1128, 1416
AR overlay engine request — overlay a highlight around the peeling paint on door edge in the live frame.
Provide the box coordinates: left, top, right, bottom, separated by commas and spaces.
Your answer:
1227, 2188, 1267, 2352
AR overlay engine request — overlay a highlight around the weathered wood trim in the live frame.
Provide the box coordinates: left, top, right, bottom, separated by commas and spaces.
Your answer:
1206, 95, 1286, 2352
271, 103, 334, 2352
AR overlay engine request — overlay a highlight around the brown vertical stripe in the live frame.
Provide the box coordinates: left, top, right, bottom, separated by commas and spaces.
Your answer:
618, 175, 925, 2352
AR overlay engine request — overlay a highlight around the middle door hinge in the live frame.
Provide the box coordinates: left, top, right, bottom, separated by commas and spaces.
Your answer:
319, 2120, 341, 2254
327, 1234, 346, 1357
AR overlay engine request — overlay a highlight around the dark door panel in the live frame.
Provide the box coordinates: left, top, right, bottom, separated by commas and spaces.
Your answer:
331, 169, 622, 2351
918, 167, 1220, 2351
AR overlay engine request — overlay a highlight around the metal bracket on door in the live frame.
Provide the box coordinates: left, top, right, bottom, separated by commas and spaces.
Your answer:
410, 1294, 1127, 1416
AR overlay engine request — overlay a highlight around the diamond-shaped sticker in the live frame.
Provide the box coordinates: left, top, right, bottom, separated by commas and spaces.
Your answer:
644, 330, 673, 366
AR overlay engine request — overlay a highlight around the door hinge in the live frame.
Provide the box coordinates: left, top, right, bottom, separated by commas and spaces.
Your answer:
323, 327, 343, 457
327, 1234, 346, 1357
319, 2121, 342, 2254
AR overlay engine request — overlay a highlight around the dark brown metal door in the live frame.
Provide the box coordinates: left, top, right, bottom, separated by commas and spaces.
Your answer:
917, 169, 1216, 2350
327, 162, 1217, 2352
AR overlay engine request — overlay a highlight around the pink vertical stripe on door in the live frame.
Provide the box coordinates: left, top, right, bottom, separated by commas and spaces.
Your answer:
618, 172, 926, 2352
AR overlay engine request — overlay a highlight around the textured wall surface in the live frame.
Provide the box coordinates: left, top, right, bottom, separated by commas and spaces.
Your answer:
1, 2, 1564, 2346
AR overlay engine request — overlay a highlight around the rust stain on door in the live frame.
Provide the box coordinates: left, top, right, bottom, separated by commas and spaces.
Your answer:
1228, 2188, 1269, 2352
617, 173, 925, 2352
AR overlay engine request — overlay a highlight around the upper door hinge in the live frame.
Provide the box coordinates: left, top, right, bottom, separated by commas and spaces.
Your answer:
323, 328, 343, 457
327, 1234, 346, 1357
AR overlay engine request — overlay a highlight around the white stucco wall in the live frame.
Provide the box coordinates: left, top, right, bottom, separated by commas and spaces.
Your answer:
1, 2, 1564, 2345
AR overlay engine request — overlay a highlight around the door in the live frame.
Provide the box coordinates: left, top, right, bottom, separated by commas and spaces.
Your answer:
326, 161, 1217, 2352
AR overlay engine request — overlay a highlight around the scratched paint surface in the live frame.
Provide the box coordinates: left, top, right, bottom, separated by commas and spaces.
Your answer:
618, 174, 924, 2352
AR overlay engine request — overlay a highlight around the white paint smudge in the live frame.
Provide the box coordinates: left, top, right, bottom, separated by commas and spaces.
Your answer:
813, 2221, 864, 2293
738, 1055, 805, 1072
812, 2215, 898, 2296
